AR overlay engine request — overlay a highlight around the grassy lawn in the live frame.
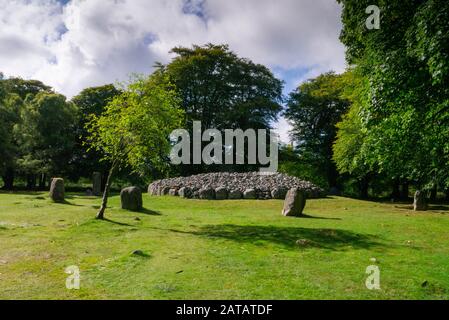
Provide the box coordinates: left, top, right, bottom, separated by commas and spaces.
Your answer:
0, 192, 448, 300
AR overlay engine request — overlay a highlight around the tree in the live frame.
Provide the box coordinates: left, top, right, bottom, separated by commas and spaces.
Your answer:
15, 92, 77, 188
0, 77, 53, 189
0, 86, 20, 188
87, 75, 183, 219
285, 72, 350, 189
155, 44, 283, 174
71, 85, 121, 182
338, 0, 449, 204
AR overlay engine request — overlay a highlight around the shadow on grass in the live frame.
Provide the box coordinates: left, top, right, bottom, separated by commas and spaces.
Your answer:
301, 213, 341, 221
394, 204, 449, 212
102, 218, 133, 227
164, 224, 383, 251
53, 199, 84, 207
140, 208, 162, 216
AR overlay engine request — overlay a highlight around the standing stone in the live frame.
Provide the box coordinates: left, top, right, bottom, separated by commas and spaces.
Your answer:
282, 188, 306, 217
414, 190, 428, 211
243, 189, 257, 199
49, 178, 65, 202
120, 187, 143, 212
178, 187, 192, 199
229, 189, 243, 200
161, 186, 171, 196
199, 187, 215, 200
215, 187, 228, 200
92, 172, 102, 196
169, 188, 178, 196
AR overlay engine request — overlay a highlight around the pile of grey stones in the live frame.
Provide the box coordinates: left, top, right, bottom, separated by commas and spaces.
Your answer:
148, 172, 324, 200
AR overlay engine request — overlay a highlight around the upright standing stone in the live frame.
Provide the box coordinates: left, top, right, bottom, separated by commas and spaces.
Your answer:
199, 187, 215, 200
243, 189, 257, 199
414, 190, 428, 211
215, 187, 228, 200
120, 187, 143, 212
229, 189, 243, 200
282, 188, 306, 217
49, 178, 65, 202
92, 172, 102, 196
178, 187, 192, 199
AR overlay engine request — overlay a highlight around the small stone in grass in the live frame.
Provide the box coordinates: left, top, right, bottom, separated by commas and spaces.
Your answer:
421, 280, 428, 288
296, 239, 313, 247
132, 250, 144, 256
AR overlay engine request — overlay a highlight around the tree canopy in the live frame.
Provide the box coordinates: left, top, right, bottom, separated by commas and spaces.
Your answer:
87, 75, 184, 219
337, 0, 449, 193
285, 72, 350, 188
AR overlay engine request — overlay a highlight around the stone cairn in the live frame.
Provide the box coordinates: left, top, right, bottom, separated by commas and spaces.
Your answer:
49, 178, 65, 202
148, 172, 324, 200
121, 186, 143, 212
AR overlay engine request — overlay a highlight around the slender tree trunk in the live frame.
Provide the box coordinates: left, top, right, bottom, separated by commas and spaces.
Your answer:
2, 167, 14, 190
400, 181, 409, 200
359, 176, 369, 199
39, 173, 47, 190
26, 174, 36, 190
96, 162, 117, 220
391, 179, 400, 201
430, 185, 437, 202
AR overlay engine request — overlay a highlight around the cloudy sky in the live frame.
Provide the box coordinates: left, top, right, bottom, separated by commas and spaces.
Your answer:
0, 0, 346, 142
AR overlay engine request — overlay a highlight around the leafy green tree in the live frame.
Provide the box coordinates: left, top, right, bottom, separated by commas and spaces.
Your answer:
15, 92, 77, 188
0, 78, 53, 189
285, 72, 350, 189
155, 44, 283, 174
87, 75, 183, 219
338, 0, 449, 203
0, 88, 20, 188
71, 84, 121, 182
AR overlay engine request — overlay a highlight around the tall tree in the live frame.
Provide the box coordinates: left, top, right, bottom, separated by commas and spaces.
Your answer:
71, 84, 121, 182
155, 44, 284, 174
0, 77, 52, 189
87, 75, 183, 219
15, 92, 77, 188
338, 0, 449, 204
285, 72, 350, 189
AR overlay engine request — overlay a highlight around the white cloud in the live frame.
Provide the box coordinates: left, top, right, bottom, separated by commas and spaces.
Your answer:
0, 0, 346, 142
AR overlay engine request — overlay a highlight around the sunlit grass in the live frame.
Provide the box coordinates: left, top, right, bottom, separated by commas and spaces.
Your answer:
0, 192, 448, 300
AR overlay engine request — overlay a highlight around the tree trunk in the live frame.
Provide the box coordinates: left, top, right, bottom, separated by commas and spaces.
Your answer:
96, 163, 117, 220
39, 173, 47, 190
430, 186, 437, 202
359, 176, 369, 199
2, 168, 14, 190
400, 181, 409, 200
26, 174, 37, 190
391, 179, 400, 201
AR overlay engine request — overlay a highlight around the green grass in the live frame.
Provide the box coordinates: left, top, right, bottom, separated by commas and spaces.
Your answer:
0, 191, 448, 300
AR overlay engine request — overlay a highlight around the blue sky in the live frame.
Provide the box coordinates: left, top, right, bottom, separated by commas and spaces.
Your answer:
0, 0, 346, 142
